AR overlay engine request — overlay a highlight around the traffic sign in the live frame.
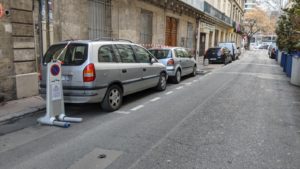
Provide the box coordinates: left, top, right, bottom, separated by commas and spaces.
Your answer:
37, 60, 82, 128
50, 64, 60, 76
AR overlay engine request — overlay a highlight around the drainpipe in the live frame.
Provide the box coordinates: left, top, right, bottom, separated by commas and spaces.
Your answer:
196, 18, 201, 58
41, 0, 47, 54
48, 0, 54, 45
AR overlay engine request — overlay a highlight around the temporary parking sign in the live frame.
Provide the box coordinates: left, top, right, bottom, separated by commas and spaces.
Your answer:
50, 64, 60, 76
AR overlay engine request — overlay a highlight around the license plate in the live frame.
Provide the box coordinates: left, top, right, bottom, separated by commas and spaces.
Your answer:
210, 58, 216, 60
62, 75, 71, 81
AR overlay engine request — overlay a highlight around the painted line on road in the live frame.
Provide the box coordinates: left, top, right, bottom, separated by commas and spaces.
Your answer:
184, 82, 192, 85
114, 111, 131, 114
176, 86, 184, 90
150, 97, 161, 102
165, 91, 173, 95
130, 105, 144, 111
237, 62, 279, 67
128, 76, 236, 169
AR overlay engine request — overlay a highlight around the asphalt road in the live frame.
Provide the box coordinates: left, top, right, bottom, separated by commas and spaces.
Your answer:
0, 50, 300, 169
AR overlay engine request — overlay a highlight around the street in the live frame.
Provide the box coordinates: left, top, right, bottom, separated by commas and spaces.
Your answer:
0, 50, 300, 169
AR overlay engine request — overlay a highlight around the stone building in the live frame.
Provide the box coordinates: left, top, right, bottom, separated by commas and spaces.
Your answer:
0, 0, 244, 102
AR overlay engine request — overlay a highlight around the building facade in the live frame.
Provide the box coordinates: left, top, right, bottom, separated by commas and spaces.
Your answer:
0, 0, 244, 102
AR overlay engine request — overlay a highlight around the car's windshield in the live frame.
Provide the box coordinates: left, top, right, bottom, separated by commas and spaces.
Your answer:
149, 49, 172, 59
43, 43, 88, 65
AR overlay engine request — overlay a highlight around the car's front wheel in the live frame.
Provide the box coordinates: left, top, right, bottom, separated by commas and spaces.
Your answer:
191, 65, 197, 76
101, 85, 123, 112
156, 72, 167, 91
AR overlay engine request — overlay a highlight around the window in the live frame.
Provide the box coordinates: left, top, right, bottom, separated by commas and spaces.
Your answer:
175, 49, 184, 58
98, 45, 118, 62
140, 10, 153, 44
186, 22, 194, 49
89, 0, 112, 39
133, 46, 151, 63
115, 44, 136, 63
43, 44, 88, 65
181, 49, 189, 58
149, 49, 171, 59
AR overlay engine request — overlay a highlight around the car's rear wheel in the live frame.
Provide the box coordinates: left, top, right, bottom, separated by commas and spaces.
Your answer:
156, 72, 167, 91
101, 85, 123, 112
191, 65, 197, 76
173, 70, 181, 84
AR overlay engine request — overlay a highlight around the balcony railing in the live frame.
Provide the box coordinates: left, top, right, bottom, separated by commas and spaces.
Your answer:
180, 0, 204, 12
203, 1, 232, 25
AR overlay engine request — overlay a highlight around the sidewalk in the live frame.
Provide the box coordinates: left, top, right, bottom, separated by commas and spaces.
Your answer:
0, 96, 45, 124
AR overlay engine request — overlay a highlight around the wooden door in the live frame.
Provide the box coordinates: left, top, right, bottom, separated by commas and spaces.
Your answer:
165, 16, 177, 46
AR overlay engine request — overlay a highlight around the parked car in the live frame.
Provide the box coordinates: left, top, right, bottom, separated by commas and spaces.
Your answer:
148, 47, 197, 84
40, 39, 167, 112
218, 42, 238, 60
268, 43, 277, 59
204, 47, 232, 64
258, 44, 269, 49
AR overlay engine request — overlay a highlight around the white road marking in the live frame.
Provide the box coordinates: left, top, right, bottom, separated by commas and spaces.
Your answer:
238, 62, 279, 67
165, 91, 173, 95
130, 105, 144, 111
185, 82, 192, 85
176, 86, 183, 90
150, 97, 161, 102
114, 111, 131, 114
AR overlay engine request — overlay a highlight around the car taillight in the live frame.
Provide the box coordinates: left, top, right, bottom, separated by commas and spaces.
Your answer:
38, 64, 42, 81
167, 59, 175, 66
83, 63, 96, 82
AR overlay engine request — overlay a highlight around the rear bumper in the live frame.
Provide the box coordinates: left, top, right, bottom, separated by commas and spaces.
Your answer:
39, 86, 107, 103
208, 58, 224, 63
166, 66, 176, 76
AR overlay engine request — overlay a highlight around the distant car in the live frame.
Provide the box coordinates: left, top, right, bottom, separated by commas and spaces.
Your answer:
149, 47, 197, 84
218, 42, 238, 60
204, 47, 232, 64
258, 44, 269, 49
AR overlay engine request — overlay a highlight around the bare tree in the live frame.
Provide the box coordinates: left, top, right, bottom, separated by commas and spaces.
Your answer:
243, 8, 276, 49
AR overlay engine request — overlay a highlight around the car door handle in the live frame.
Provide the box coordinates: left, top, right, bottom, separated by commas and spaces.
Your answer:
122, 69, 127, 73
143, 68, 146, 71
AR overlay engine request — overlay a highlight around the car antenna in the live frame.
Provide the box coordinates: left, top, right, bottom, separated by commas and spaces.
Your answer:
55, 41, 71, 62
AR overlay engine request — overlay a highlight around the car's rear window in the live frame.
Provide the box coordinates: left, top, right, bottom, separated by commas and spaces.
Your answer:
43, 43, 88, 65
207, 48, 221, 54
149, 49, 171, 59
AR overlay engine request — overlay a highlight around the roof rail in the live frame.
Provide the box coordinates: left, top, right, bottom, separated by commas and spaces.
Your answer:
63, 39, 76, 42
93, 37, 133, 43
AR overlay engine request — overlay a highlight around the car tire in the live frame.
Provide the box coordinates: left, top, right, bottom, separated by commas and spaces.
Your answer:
191, 65, 197, 77
156, 72, 167, 91
173, 70, 181, 84
101, 85, 123, 112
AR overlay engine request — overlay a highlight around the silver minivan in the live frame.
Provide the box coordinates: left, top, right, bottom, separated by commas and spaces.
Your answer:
40, 40, 167, 111
149, 47, 197, 84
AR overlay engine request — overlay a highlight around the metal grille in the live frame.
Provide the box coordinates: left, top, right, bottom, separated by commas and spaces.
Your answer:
140, 9, 153, 44
186, 22, 194, 49
89, 0, 112, 40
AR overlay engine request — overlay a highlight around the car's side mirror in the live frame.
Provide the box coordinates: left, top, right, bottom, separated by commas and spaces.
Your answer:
150, 58, 156, 64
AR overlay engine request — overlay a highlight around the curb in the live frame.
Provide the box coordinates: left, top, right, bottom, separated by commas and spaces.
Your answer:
0, 105, 46, 125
